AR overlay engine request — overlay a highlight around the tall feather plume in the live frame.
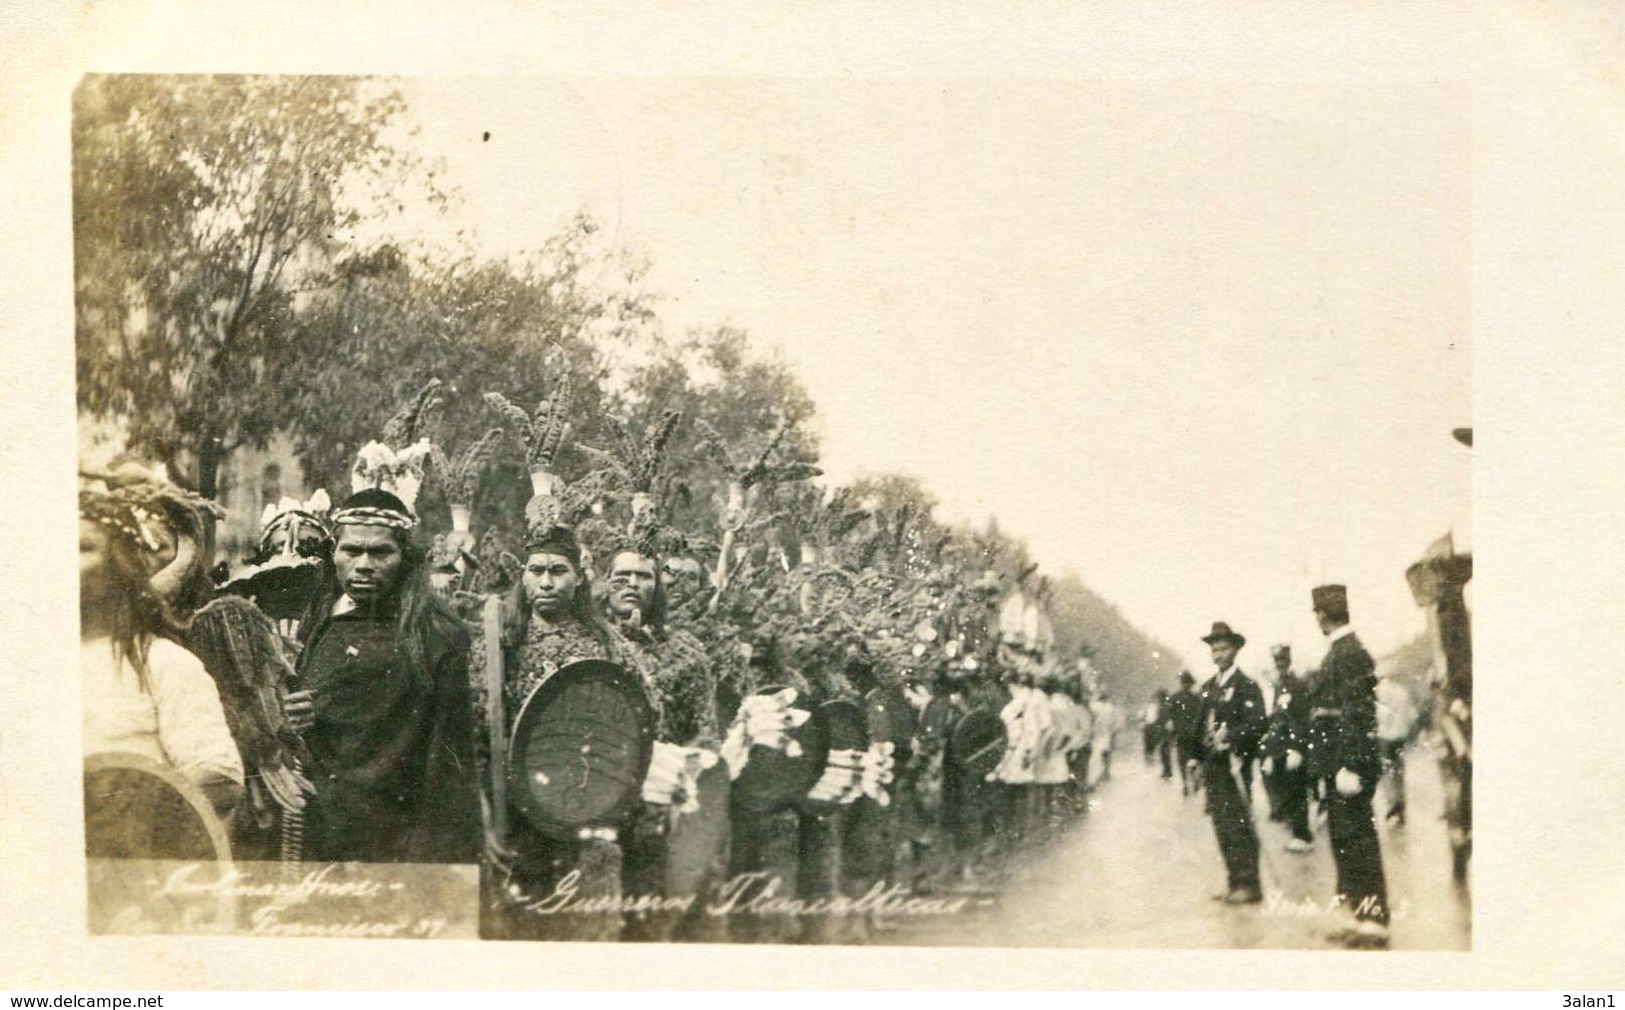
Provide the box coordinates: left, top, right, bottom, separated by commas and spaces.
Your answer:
381, 378, 445, 450
483, 392, 532, 444
447, 428, 505, 505
632, 410, 682, 493
530, 374, 574, 471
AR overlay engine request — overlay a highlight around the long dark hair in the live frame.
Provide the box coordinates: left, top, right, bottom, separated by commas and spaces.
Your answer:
82, 519, 163, 693
299, 526, 467, 686
499, 549, 618, 660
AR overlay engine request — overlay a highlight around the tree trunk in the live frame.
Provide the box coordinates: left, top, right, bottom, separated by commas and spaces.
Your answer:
196, 438, 224, 499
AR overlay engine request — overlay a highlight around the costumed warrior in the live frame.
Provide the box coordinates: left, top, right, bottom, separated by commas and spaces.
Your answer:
284, 437, 481, 864
475, 381, 649, 941
79, 467, 246, 840
593, 411, 730, 940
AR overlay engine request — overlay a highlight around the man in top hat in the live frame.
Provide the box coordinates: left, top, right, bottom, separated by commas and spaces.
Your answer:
284, 486, 480, 863
1305, 584, 1390, 947
1194, 621, 1266, 904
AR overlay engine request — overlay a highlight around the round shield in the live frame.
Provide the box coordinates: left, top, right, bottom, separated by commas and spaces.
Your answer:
84, 752, 233, 862
731, 685, 829, 814
506, 659, 656, 841
949, 707, 1008, 780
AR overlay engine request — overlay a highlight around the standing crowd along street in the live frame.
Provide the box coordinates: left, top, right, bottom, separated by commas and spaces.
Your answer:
78, 379, 1470, 949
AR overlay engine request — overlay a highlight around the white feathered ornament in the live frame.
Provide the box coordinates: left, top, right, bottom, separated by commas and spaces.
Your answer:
350, 438, 433, 515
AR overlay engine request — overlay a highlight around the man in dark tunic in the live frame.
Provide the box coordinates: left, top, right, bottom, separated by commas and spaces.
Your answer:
1305, 584, 1390, 948
1260, 644, 1315, 853
1194, 621, 1266, 904
1168, 671, 1203, 797
283, 487, 480, 864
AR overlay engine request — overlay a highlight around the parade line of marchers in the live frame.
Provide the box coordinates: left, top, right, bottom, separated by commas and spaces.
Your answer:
520, 870, 973, 918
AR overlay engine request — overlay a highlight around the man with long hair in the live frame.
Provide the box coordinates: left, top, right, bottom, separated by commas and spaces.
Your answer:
283, 487, 479, 864
80, 479, 245, 820
476, 521, 628, 940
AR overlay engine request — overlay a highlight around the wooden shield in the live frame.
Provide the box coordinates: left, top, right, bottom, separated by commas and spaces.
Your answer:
731, 685, 829, 814
84, 752, 233, 862
663, 759, 732, 901
949, 707, 1008, 780
507, 659, 656, 841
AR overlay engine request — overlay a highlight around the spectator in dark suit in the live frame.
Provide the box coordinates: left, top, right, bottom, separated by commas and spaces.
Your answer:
1305, 584, 1390, 948
1260, 643, 1315, 852
1168, 671, 1203, 797
1194, 621, 1266, 904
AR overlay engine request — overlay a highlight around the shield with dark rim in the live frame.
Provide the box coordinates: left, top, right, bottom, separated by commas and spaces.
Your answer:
731, 684, 829, 814
800, 697, 869, 814
949, 707, 1008, 780
506, 659, 656, 840
83, 752, 233, 862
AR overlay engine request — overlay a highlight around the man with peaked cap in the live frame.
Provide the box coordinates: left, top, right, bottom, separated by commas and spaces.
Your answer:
284, 482, 480, 864
1194, 621, 1266, 904
1305, 584, 1391, 948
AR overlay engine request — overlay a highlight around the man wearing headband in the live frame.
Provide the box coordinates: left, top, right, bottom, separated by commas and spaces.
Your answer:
284, 486, 479, 863
477, 518, 628, 941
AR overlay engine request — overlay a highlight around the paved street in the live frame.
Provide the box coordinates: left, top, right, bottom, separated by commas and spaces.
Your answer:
884, 738, 1469, 950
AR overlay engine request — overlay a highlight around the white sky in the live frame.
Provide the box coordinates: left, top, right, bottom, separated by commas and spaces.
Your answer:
391, 78, 1471, 666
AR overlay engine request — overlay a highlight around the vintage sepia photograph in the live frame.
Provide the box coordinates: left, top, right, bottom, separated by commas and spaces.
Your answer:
71, 74, 1472, 953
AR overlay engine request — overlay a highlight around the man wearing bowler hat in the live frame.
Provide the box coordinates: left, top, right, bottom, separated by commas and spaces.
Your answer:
1306, 584, 1391, 948
1195, 621, 1267, 904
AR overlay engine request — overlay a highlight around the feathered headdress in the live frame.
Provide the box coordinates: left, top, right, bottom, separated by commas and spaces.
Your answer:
576, 410, 686, 560
334, 441, 431, 529
333, 379, 445, 530
485, 374, 573, 497
484, 379, 596, 565
257, 489, 332, 554
443, 428, 505, 511
78, 462, 225, 631
692, 419, 823, 591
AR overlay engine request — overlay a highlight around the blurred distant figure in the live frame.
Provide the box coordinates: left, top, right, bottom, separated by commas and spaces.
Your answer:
1153, 688, 1174, 780
1142, 695, 1162, 766
1090, 691, 1120, 783
1375, 667, 1419, 825
1168, 671, 1203, 797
